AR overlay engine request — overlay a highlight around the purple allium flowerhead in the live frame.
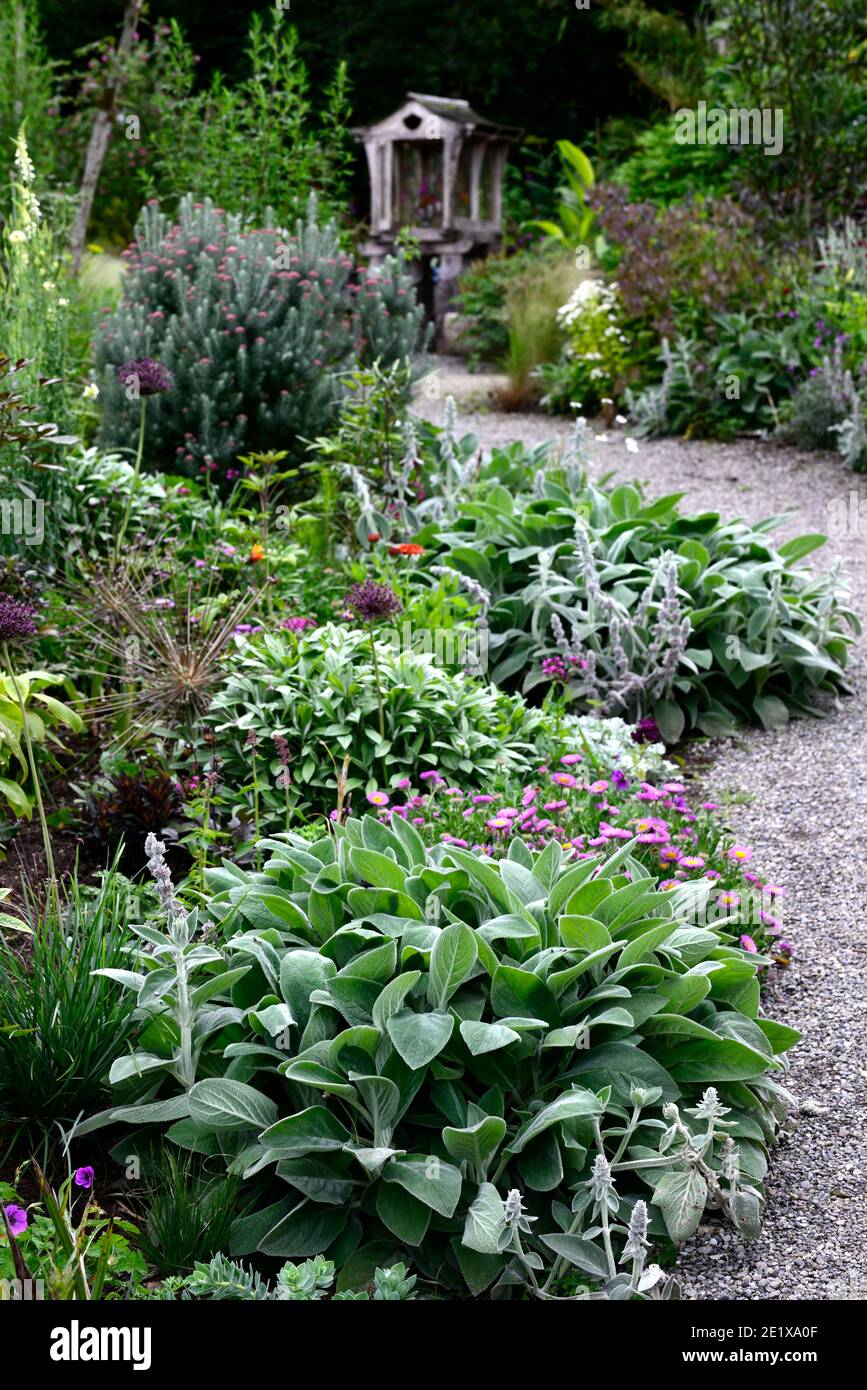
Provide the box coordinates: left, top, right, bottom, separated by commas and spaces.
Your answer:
4, 1203, 28, 1236
632, 715, 661, 744
345, 579, 402, 624
73, 1165, 94, 1189
0, 593, 38, 642
117, 357, 173, 397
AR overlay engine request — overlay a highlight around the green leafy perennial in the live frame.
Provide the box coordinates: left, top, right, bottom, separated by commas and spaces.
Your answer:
86, 818, 798, 1299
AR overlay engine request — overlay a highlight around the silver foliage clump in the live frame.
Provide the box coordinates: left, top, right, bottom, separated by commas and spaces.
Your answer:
549, 522, 691, 717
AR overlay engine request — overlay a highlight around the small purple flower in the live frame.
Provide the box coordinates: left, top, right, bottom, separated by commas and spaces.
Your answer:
632, 716, 661, 744
73, 1165, 95, 1190
0, 593, 38, 642
281, 616, 317, 634
3, 1204, 28, 1236
117, 357, 173, 396
611, 769, 629, 790
345, 579, 402, 623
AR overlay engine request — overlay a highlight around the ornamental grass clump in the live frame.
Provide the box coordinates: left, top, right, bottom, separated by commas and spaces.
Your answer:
88, 818, 798, 1298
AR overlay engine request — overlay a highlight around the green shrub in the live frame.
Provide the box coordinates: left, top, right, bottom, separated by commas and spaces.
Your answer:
89, 819, 798, 1298
421, 454, 858, 739
613, 119, 735, 206
95, 195, 426, 478
202, 623, 553, 822
537, 278, 634, 414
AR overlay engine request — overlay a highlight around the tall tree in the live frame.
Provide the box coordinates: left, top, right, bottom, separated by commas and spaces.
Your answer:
68, 0, 142, 271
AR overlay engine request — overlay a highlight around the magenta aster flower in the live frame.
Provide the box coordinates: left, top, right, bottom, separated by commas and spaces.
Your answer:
680, 855, 706, 870
0, 593, 38, 641
3, 1203, 28, 1236
560, 753, 582, 766
551, 772, 577, 788
637, 783, 663, 801
659, 846, 681, 864
281, 616, 317, 633
486, 816, 512, 831
472, 794, 495, 804
739, 934, 758, 953
367, 790, 390, 807
117, 357, 173, 395
717, 891, 740, 908
588, 779, 609, 794
727, 845, 753, 864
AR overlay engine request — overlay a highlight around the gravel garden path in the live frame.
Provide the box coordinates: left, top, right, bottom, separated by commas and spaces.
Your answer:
415, 358, 867, 1302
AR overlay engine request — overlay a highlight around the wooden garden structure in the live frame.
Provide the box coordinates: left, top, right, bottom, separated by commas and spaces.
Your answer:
354, 93, 521, 331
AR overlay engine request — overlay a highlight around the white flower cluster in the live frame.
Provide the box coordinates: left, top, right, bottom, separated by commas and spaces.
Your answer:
557, 278, 623, 334
559, 712, 673, 780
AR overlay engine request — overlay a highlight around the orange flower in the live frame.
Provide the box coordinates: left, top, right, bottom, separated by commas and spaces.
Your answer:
250, 543, 265, 562
388, 542, 425, 556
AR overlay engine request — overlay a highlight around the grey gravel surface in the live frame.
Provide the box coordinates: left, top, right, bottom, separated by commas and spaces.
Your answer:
416, 361, 867, 1301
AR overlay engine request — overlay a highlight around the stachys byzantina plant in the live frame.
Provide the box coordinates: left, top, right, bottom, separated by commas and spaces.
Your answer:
81, 818, 797, 1298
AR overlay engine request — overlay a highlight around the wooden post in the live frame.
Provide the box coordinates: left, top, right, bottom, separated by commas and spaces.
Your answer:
68, 0, 143, 273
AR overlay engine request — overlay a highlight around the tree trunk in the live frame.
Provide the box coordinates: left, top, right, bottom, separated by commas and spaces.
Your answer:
68, 0, 143, 273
